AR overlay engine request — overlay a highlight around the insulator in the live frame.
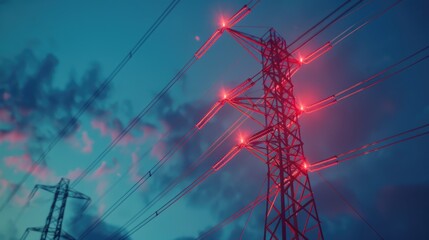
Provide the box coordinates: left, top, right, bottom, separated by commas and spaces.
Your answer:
212, 146, 242, 171
303, 42, 333, 64
195, 30, 223, 59
226, 5, 251, 28
196, 101, 225, 129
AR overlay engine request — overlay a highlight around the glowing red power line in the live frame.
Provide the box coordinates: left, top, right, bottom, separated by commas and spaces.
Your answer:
195, 5, 251, 59
309, 124, 429, 172
303, 45, 429, 113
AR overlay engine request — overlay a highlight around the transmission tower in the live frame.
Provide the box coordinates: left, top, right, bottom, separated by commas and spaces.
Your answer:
260, 29, 323, 239
198, 26, 324, 239
20, 178, 90, 240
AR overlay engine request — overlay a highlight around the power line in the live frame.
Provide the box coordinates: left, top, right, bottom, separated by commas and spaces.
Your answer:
198, 183, 276, 240
304, 45, 429, 113
310, 123, 429, 172
71, 54, 196, 187
77, 3, 260, 237
105, 113, 253, 239
118, 168, 215, 240
78, 126, 197, 239
0, 0, 181, 214
315, 172, 385, 239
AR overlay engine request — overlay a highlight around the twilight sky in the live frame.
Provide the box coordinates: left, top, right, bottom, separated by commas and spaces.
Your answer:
0, 0, 428, 239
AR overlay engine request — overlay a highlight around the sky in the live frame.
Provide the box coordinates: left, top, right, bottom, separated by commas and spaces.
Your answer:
0, 0, 428, 239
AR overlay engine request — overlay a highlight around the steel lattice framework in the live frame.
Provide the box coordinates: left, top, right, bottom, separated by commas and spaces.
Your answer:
20, 178, 90, 240
203, 27, 324, 239
259, 29, 323, 239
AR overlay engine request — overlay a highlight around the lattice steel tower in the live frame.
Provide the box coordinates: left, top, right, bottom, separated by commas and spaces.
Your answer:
258, 29, 323, 240
200, 25, 324, 239
21, 178, 90, 240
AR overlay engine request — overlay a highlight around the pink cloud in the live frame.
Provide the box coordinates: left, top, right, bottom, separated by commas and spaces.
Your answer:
91, 119, 108, 136
151, 142, 167, 161
66, 168, 84, 181
141, 124, 162, 142
98, 202, 106, 217
130, 152, 141, 181
0, 108, 12, 122
0, 179, 9, 197
82, 131, 93, 153
0, 130, 28, 144
92, 158, 119, 178
12, 186, 30, 207
96, 180, 108, 198
66, 131, 93, 153
91, 118, 135, 145
4, 154, 50, 180
128, 152, 148, 191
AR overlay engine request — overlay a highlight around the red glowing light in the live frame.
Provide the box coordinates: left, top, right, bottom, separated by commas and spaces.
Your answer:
303, 163, 308, 169
219, 15, 227, 28
300, 105, 305, 111
299, 57, 303, 63
238, 133, 247, 145
221, 88, 228, 100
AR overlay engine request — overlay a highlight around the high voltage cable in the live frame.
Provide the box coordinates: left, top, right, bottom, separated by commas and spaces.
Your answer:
81, 77, 262, 238
227, 0, 399, 85
83, 0, 402, 238
239, 178, 267, 239
92, 1, 396, 237
305, 45, 429, 113
198, 123, 429, 239
106, 1, 374, 234
316, 172, 385, 239
72, 0, 261, 190
127, 0, 419, 238
0, 0, 181, 214
105, 112, 253, 239
290, 0, 401, 55
310, 123, 429, 172
91, 148, 152, 207
71, 55, 196, 188
289, 0, 365, 54
77, 1, 264, 237
287, 0, 353, 49
118, 168, 216, 240
78, 126, 198, 239
198, 186, 277, 240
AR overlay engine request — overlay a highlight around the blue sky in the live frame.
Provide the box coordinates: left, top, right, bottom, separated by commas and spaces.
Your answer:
1, 0, 428, 239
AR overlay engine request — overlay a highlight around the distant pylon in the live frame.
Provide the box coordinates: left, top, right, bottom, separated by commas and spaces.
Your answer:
20, 178, 90, 240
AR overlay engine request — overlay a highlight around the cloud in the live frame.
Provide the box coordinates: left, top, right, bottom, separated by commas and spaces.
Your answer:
0, 48, 111, 153
91, 158, 120, 179
91, 117, 140, 146
0, 179, 10, 197
81, 131, 93, 153
4, 153, 51, 181
68, 205, 132, 240
95, 180, 108, 198
128, 91, 268, 237
0, 130, 27, 144
66, 168, 84, 181
66, 130, 94, 153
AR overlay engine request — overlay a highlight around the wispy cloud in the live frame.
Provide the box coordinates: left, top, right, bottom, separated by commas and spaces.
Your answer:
4, 153, 51, 181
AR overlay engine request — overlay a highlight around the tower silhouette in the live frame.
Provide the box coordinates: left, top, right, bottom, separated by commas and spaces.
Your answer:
20, 178, 90, 240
